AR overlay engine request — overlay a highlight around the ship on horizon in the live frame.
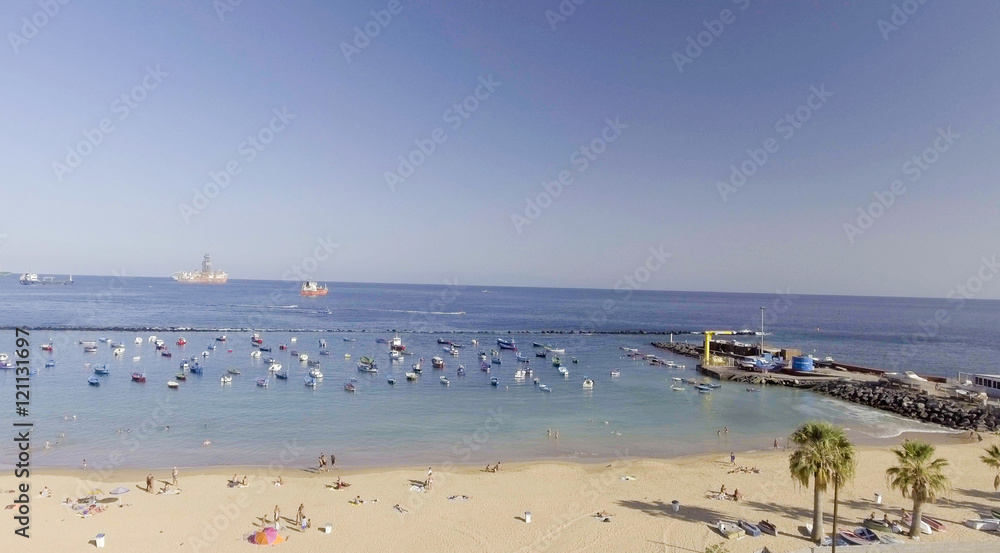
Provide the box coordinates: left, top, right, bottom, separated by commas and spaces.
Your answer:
171, 254, 228, 284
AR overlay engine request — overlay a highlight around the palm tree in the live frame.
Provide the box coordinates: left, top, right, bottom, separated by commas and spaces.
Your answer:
788, 421, 857, 544
885, 440, 950, 538
981, 444, 1000, 492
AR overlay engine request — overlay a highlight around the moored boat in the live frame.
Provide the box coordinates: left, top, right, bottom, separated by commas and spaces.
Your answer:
309, 368, 324, 379
431, 357, 445, 369
88, 377, 100, 386
93, 365, 111, 375
440, 376, 450, 386
497, 338, 516, 350
130, 372, 146, 382
167, 381, 179, 389
387, 376, 396, 385
609, 369, 621, 377
344, 382, 357, 392
582, 378, 594, 389
405, 372, 418, 381
491, 376, 499, 386
357, 363, 378, 373
220, 374, 232, 384
538, 384, 551, 392
255, 378, 268, 387
304, 377, 318, 387
275, 372, 289, 380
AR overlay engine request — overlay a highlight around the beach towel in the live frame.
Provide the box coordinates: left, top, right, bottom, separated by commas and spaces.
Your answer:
409, 485, 425, 492
448, 495, 471, 501
157, 489, 182, 495
619, 476, 636, 481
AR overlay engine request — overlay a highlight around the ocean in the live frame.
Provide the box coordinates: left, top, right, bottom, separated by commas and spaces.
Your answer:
1, 276, 996, 470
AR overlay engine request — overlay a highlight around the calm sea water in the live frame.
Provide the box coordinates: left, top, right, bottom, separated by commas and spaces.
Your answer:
1, 276, 995, 469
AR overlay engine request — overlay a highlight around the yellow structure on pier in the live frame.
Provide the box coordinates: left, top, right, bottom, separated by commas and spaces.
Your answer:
702, 330, 735, 367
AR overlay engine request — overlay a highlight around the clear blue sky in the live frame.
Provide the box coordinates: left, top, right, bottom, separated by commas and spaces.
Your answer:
2, 1, 999, 298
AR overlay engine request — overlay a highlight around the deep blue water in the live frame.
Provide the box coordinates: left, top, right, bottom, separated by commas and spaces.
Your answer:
0, 276, 995, 469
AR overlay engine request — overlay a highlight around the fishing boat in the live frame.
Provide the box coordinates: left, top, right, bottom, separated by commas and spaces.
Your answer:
344, 382, 357, 392
255, 378, 268, 387
130, 372, 146, 382
853, 528, 880, 543
432, 357, 445, 369
88, 377, 100, 386
290, 350, 299, 357
405, 372, 418, 381
497, 338, 516, 350
863, 518, 891, 532
572, 358, 578, 364
300, 281, 329, 296
296, 353, 307, 362
268, 363, 282, 373
387, 376, 396, 385
535, 350, 547, 358
514, 368, 527, 379
132, 356, 141, 362
307, 359, 321, 366
259, 346, 272, 352
609, 369, 621, 378
670, 385, 686, 391
478, 351, 488, 361
309, 368, 324, 379
965, 518, 1000, 531
552, 357, 562, 366
583, 378, 594, 389
83, 346, 98, 353
538, 384, 551, 392
216, 335, 226, 342
532, 342, 547, 348
44, 360, 56, 367
167, 381, 179, 389
227, 368, 241, 375
901, 513, 932, 534
190, 364, 203, 374
93, 365, 111, 375
113, 346, 126, 356
838, 531, 868, 546
545, 347, 565, 354
176, 337, 187, 346
39, 343, 53, 352
359, 356, 374, 366
448, 347, 460, 356
357, 363, 378, 373
343, 337, 356, 342
275, 372, 288, 380
304, 377, 318, 388
250, 350, 261, 358
135, 337, 143, 344
161, 350, 173, 358
491, 376, 499, 386
220, 374, 232, 384
738, 520, 761, 537
175, 373, 187, 381
922, 515, 947, 532
440, 376, 450, 386
457, 365, 467, 375
437, 338, 451, 344
758, 521, 777, 536
390, 334, 405, 351
480, 361, 490, 372
319, 350, 330, 356
79, 340, 97, 346
695, 384, 712, 392
516, 353, 530, 362
558, 366, 569, 376
491, 354, 501, 365
390, 350, 401, 360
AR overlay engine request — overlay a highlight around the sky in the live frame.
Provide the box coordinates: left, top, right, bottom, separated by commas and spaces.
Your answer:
1, 1, 999, 299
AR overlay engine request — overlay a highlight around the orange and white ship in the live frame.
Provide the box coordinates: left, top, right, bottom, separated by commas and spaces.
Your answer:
300, 281, 329, 296
172, 254, 228, 284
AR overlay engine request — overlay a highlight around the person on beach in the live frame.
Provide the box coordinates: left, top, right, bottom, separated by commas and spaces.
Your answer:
273, 505, 281, 529
146, 474, 154, 493
732, 488, 742, 501
717, 429, 721, 437
720, 484, 726, 496
318, 454, 327, 472
773, 439, 779, 450
172, 467, 179, 486
242, 475, 248, 486
330, 453, 336, 466
160, 482, 171, 493
495, 461, 502, 472
274, 476, 284, 486
730, 452, 735, 464
295, 503, 305, 526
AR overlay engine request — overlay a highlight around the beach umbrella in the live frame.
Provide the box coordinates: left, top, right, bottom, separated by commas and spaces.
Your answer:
109, 487, 129, 495
249, 527, 284, 545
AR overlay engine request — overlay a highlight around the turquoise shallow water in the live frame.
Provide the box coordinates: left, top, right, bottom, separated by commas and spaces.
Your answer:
1, 330, 950, 470
1, 276, 989, 469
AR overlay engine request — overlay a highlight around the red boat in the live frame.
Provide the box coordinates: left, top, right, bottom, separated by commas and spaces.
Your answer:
130, 372, 146, 382
300, 281, 329, 296
176, 337, 187, 346
40, 343, 53, 351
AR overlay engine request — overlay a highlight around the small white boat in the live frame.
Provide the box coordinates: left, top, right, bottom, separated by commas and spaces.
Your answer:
965, 518, 999, 531
357, 363, 378, 373
582, 378, 594, 389
557, 366, 569, 376
134, 337, 143, 344
290, 337, 297, 342
610, 369, 621, 378
113, 347, 125, 356
539, 384, 551, 392
389, 350, 401, 360
250, 350, 262, 358
147, 336, 157, 343
220, 375, 232, 384
201, 351, 210, 357
440, 376, 450, 386
167, 381, 179, 389
671, 377, 682, 381
405, 372, 418, 380
299, 353, 309, 362
309, 368, 324, 379
256, 378, 269, 387
514, 369, 527, 379
387, 376, 396, 385
132, 356, 141, 362
670, 385, 686, 391
905, 371, 928, 382
268, 363, 283, 373
545, 347, 565, 354
304, 377, 318, 388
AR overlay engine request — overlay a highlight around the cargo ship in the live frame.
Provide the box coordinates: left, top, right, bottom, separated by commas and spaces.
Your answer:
300, 281, 329, 296
171, 254, 228, 284
19, 273, 73, 285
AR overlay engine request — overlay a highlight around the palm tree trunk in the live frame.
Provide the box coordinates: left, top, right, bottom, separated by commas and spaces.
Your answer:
812, 481, 825, 543
831, 478, 840, 553
910, 499, 924, 538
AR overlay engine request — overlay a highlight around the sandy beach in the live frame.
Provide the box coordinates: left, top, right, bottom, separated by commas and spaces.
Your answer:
3, 434, 999, 552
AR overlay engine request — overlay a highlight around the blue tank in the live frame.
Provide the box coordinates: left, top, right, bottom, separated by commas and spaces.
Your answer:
791, 356, 814, 372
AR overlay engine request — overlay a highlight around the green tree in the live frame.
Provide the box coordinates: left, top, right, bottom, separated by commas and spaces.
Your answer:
981, 444, 1000, 492
885, 440, 950, 538
788, 421, 857, 544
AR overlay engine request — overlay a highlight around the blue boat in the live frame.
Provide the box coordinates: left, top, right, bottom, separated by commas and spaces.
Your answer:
738, 520, 761, 537
44, 360, 56, 367
189, 363, 203, 374
259, 346, 271, 352
491, 377, 499, 386
275, 371, 288, 380
457, 365, 467, 375
497, 338, 516, 350
93, 365, 111, 375
88, 377, 100, 386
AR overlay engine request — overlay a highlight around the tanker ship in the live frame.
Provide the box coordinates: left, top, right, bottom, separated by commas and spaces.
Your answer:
171, 254, 228, 284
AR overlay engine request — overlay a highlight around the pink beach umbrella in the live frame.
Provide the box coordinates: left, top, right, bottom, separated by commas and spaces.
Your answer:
249, 526, 285, 545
